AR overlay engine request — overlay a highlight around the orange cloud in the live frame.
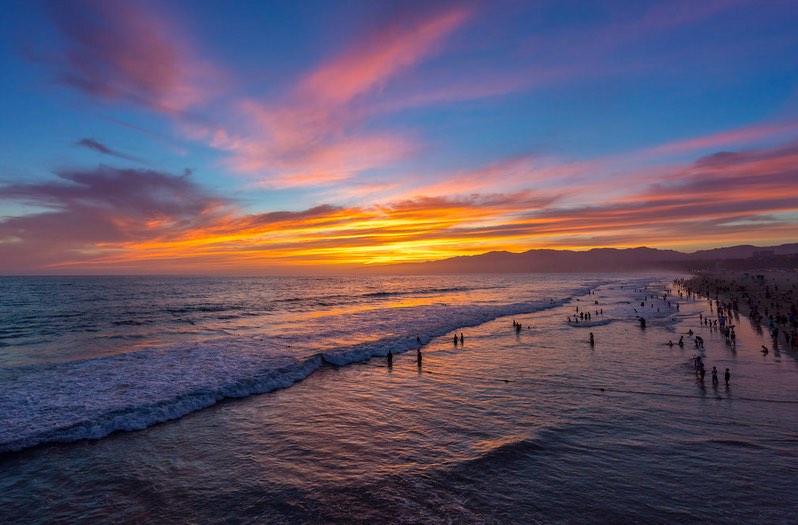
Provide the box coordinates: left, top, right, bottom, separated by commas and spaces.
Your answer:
4, 138, 797, 274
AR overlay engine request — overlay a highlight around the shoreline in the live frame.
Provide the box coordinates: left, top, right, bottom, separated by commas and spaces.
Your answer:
680, 269, 797, 346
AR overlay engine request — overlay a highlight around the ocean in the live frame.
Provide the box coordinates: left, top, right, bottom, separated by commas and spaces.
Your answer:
0, 274, 796, 524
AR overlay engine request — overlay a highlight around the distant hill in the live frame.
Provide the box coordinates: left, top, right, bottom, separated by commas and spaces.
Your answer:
368, 243, 798, 274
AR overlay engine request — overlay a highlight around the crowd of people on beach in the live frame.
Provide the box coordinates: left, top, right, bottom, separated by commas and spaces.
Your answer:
385, 272, 796, 396
679, 273, 798, 350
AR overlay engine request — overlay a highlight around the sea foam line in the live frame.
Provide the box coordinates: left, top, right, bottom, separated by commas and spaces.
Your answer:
0, 293, 591, 453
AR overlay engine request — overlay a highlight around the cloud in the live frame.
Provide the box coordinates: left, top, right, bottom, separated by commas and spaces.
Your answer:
0, 166, 228, 271
507, 141, 798, 247
645, 119, 798, 157
76, 138, 146, 164
39, 0, 223, 113
3, 136, 797, 273
297, 6, 472, 105
209, 5, 472, 188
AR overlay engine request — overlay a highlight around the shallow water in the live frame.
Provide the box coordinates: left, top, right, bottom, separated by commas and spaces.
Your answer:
1, 275, 797, 524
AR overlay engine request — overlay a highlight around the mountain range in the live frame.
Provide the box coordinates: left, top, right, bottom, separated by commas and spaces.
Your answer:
369, 243, 798, 274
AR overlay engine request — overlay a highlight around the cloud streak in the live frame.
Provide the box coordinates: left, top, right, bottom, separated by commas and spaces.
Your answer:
207, 5, 472, 188
3, 137, 796, 273
39, 0, 223, 113
76, 138, 146, 164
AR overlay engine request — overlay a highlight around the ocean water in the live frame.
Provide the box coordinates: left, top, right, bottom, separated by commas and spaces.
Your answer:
0, 274, 796, 524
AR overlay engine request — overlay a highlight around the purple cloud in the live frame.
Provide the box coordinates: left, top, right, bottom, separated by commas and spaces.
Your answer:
0, 166, 228, 272
76, 138, 146, 164
38, 0, 222, 113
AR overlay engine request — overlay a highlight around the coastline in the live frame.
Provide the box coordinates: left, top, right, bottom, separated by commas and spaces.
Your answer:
2, 273, 798, 524
681, 269, 797, 344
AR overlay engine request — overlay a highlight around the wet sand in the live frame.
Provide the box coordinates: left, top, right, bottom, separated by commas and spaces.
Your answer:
681, 270, 797, 345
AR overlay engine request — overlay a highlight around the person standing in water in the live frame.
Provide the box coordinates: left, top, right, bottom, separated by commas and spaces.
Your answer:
725, 368, 731, 385
460, 333, 464, 345
711, 366, 719, 385
417, 348, 422, 367
589, 332, 594, 346
387, 350, 393, 366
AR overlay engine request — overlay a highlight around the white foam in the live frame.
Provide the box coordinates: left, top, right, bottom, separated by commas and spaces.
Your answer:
0, 290, 593, 452
0, 341, 322, 452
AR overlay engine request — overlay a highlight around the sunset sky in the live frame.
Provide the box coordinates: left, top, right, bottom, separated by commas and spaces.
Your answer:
1, 0, 797, 274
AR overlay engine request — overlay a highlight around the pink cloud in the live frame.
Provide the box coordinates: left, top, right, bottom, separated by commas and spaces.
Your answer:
297, 6, 472, 105
211, 5, 471, 187
42, 0, 224, 113
645, 119, 798, 156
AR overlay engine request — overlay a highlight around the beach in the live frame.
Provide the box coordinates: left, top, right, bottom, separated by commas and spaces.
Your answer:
682, 270, 798, 347
1, 274, 797, 524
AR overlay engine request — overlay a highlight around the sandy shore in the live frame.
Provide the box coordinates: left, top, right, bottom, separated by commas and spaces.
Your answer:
680, 270, 797, 344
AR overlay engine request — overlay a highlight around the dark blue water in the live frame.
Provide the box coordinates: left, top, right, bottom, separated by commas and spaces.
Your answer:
1, 275, 796, 523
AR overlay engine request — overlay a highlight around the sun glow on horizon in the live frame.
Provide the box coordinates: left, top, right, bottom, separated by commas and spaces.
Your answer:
0, 0, 797, 273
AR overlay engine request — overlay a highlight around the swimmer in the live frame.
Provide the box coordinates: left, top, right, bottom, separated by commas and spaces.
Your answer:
762, 345, 769, 354
678, 335, 684, 347
668, 340, 674, 347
